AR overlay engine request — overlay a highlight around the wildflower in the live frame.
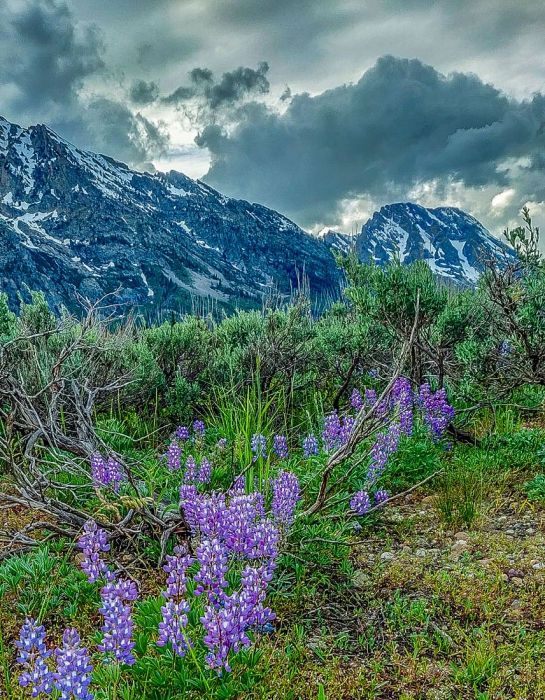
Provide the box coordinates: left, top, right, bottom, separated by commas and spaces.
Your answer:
302, 433, 319, 457
250, 433, 267, 460
272, 435, 289, 459
165, 441, 181, 471
322, 411, 342, 452
78, 521, 113, 584
15, 618, 54, 697
176, 426, 190, 440
374, 489, 389, 507
350, 490, 371, 515
270, 470, 300, 527
197, 456, 212, 483
350, 388, 364, 411
98, 578, 137, 665
216, 437, 228, 450
193, 420, 206, 439
158, 546, 193, 657
367, 423, 400, 483
91, 453, 124, 492
184, 455, 198, 483
53, 628, 93, 700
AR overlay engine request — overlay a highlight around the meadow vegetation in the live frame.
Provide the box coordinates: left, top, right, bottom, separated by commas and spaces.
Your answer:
1, 210, 545, 699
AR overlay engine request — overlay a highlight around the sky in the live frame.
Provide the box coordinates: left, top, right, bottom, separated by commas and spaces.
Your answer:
1, 0, 544, 239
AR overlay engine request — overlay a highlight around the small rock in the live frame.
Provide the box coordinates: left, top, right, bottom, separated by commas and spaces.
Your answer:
422, 495, 435, 503
505, 529, 515, 535
511, 576, 524, 587
454, 532, 469, 541
380, 552, 395, 561
415, 548, 428, 557
478, 559, 492, 567
526, 528, 536, 535
532, 562, 544, 570
401, 545, 411, 552
353, 570, 370, 587
418, 510, 427, 515
511, 600, 521, 609
74, 553, 86, 565
451, 542, 469, 554
502, 573, 509, 582
507, 568, 524, 578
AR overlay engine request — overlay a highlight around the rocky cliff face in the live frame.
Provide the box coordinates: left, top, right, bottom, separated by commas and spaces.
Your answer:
321, 202, 516, 286
0, 116, 341, 314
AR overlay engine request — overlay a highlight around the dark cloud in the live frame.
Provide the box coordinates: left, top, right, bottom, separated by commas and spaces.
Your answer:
163, 62, 270, 111
129, 80, 160, 106
0, 0, 104, 110
197, 56, 545, 226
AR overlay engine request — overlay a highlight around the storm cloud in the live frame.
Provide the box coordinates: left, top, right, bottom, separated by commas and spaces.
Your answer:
198, 56, 545, 227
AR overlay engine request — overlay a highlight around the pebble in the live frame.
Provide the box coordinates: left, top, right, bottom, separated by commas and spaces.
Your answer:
380, 552, 395, 561
526, 528, 536, 535
451, 542, 469, 554
353, 570, 371, 587
533, 562, 544, 570
505, 529, 515, 535
502, 573, 509, 582
511, 600, 521, 609
415, 548, 428, 557
454, 532, 469, 541
511, 576, 524, 587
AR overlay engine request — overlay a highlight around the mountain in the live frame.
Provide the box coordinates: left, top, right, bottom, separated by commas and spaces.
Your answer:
0, 116, 340, 314
324, 202, 516, 286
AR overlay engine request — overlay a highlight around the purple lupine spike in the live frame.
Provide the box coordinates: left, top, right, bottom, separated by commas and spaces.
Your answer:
78, 521, 113, 584
157, 600, 192, 658
350, 388, 364, 411
165, 441, 181, 472
15, 618, 54, 697
53, 628, 94, 700
239, 562, 276, 628
193, 538, 229, 603
322, 411, 342, 452
374, 489, 389, 507
270, 470, 300, 527
158, 546, 194, 657
193, 420, 206, 439
391, 377, 414, 436
302, 433, 319, 457
184, 455, 198, 483
250, 433, 267, 460
366, 422, 400, 484
364, 389, 377, 406
197, 456, 212, 484
91, 454, 124, 491
162, 546, 194, 600
179, 483, 200, 534
176, 426, 190, 440
419, 384, 454, 440
216, 437, 228, 450
272, 435, 289, 459
350, 490, 371, 515
201, 591, 250, 673
340, 416, 355, 444
98, 578, 137, 666
368, 368, 378, 379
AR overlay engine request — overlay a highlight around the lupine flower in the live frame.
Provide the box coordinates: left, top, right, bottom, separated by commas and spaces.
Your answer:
158, 546, 193, 657
216, 437, 228, 450
250, 433, 267, 460
198, 456, 212, 483
193, 537, 229, 603
270, 470, 300, 527
499, 339, 511, 357
90, 454, 124, 492
201, 592, 250, 673
340, 416, 355, 444
165, 441, 181, 472
367, 423, 400, 483
302, 433, 319, 457
239, 562, 276, 628
78, 521, 113, 584
350, 388, 364, 411
272, 435, 289, 459
176, 426, 190, 440
364, 389, 377, 406
419, 384, 454, 440
368, 368, 378, 379
98, 579, 137, 665
53, 628, 93, 700
374, 489, 389, 507
193, 420, 206, 439
391, 377, 414, 436
184, 455, 198, 483
350, 490, 371, 515
157, 600, 192, 658
15, 618, 54, 697
322, 411, 342, 452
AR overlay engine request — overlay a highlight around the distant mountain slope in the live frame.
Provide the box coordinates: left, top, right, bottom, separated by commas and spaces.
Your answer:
0, 116, 340, 314
323, 202, 516, 285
